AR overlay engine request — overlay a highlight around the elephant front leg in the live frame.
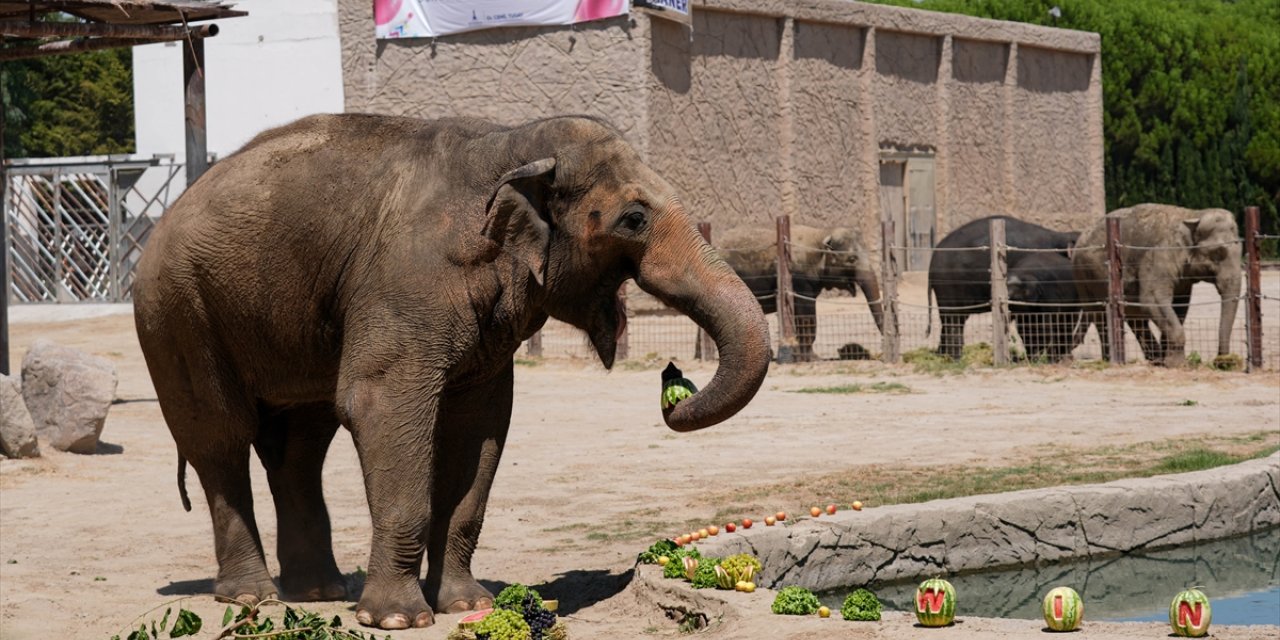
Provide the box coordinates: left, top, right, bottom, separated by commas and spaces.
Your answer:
342, 376, 440, 630
425, 366, 514, 614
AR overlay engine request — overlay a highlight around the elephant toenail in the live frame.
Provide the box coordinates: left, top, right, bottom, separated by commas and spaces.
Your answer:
380, 613, 411, 630
355, 610, 374, 626
442, 600, 471, 614
414, 612, 434, 627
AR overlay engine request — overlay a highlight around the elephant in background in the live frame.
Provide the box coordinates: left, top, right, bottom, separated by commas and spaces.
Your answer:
133, 114, 771, 630
718, 225, 886, 361
927, 216, 1081, 360
1073, 203, 1241, 365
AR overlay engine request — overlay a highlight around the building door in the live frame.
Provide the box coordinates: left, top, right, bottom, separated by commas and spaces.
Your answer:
878, 155, 936, 272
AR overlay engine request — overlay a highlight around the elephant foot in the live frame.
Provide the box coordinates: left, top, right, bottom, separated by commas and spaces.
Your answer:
214, 575, 279, 608
356, 576, 434, 630
427, 575, 495, 614
280, 568, 348, 602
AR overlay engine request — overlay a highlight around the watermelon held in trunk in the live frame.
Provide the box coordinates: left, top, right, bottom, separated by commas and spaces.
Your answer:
1169, 588, 1212, 637
914, 578, 956, 627
660, 363, 697, 409
458, 608, 493, 629
1041, 586, 1083, 632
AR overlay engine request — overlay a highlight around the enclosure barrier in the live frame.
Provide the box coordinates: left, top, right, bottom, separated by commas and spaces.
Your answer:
520, 209, 1274, 370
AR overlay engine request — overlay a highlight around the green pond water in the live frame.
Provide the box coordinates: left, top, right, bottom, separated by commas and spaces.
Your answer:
817, 526, 1280, 626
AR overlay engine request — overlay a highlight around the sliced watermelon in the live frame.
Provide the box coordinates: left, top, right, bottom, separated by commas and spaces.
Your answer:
458, 608, 493, 629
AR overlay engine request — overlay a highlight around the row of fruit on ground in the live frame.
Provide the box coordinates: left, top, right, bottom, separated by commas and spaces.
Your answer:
669, 503, 865, 546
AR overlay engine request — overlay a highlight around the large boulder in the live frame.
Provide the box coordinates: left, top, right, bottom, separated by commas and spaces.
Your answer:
21, 340, 118, 454
1, 374, 40, 458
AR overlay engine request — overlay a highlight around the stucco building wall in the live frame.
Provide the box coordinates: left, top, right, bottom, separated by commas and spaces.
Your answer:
339, 0, 1103, 264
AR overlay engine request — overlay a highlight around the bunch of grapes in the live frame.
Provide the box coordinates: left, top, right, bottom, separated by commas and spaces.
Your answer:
472, 608, 529, 640
521, 593, 558, 640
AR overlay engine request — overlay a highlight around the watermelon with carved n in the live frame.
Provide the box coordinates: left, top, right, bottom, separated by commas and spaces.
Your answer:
1041, 586, 1083, 632
914, 578, 956, 627
1169, 588, 1212, 637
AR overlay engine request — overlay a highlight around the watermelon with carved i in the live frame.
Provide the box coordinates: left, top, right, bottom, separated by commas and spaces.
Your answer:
914, 578, 956, 627
1169, 588, 1212, 637
1041, 586, 1083, 632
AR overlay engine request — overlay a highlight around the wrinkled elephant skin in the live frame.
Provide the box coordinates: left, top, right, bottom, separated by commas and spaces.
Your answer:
132, 114, 771, 629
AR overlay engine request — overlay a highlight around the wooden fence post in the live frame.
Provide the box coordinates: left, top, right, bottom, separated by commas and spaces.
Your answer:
527, 330, 542, 357
616, 281, 629, 362
1245, 206, 1263, 372
695, 222, 718, 361
990, 218, 1010, 365
776, 215, 796, 363
1106, 216, 1126, 364
880, 219, 900, 364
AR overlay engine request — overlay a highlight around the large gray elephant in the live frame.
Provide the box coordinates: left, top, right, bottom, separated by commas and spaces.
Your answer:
1072, 203, 1241, 365
717, 225, 885, 361
132, 114, 771, 630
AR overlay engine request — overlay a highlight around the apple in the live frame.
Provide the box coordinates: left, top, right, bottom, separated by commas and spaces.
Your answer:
725, 522, 737, 533
742, 582, 756, 593
776, 511, 787, 522
764, 516, 776, 526
818, 606, 831, 618
741, 518, 753, 529
678, 534, 691, 545
698, 528, 709, 538
657, 556, 670, 566
810, 506, 822, 517
707, 525, 719, 536
826, 504, 838, 515
690, 531, 701, 541
851, 501, 864, 511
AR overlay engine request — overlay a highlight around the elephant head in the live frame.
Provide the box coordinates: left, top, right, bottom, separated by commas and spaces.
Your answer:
819, 228, 886, 334
483, 117, 771, 432
1182, 209, 1242, 356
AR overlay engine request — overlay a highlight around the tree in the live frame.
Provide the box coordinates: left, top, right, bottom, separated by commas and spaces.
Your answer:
2, 46, 135, 158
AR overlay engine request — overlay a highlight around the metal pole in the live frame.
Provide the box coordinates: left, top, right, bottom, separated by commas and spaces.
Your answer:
1245, 206, 1262, 372
1106, 217, 1125, 364
776, 215, 796, 363
1, 79, 8, 376
990, 218, 1009, 365
616, 281, 629, 362
880, 219, 900, 364
695, 222, 717, 361
184, 37, 209, 187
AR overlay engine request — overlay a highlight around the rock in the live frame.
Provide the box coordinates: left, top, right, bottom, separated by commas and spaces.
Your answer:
1, 374, 41, 458
21, 340, 118, 454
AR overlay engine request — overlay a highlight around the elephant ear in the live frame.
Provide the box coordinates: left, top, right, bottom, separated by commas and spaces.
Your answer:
482, 158, 557, 285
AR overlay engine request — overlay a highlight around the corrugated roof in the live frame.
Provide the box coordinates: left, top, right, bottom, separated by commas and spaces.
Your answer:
0, 0, 243, 26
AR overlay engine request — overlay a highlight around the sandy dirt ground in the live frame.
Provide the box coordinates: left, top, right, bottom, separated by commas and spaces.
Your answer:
2, 306, 1279, 640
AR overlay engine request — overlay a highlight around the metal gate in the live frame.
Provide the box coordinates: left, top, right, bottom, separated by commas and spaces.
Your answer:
4, 156, 182, 303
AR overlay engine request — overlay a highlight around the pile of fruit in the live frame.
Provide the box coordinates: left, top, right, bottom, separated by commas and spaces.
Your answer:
446, 584, 566, 640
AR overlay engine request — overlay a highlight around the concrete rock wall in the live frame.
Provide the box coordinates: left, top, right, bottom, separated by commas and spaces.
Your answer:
696, 454, 1280, 592
339, 0, 1105, 254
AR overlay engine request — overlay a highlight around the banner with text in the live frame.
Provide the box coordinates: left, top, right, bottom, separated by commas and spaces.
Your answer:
632, 0, 690, 26
375, 0, 629, 39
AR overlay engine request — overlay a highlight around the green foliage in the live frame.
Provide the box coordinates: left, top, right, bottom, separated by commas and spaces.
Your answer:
494, 583, 542, 612
770, 586, 821, 615
3, 43, 134, 158
690, 556, 722, 589
473, 608, 530, 640
112, 603, 390, 640
841, 588, 883, 621
865, 0, 1280, 254
637, 538, 679, 564
662, 547, 701, 580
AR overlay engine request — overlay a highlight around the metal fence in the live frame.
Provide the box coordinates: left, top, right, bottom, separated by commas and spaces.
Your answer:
3, 156, 182, 303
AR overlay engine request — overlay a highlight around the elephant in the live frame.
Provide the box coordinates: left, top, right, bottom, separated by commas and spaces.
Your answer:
131, 114, 771, 630
717, 225, 885, 361
927, 216, 1081, 361
1072, 203, 1241, 365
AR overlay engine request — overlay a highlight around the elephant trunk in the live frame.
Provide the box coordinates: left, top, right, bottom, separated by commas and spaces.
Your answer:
854, 267, 886, 335
636, 209, 771, 433
1215, 265, 1242, 356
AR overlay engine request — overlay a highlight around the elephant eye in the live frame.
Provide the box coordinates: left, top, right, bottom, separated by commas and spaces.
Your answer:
618, 208, 647, 234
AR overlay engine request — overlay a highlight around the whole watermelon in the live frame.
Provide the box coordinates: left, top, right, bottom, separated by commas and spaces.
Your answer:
1041, 586, 1083, 632
914, 578, 956, 627
1169, 588, 1212, 637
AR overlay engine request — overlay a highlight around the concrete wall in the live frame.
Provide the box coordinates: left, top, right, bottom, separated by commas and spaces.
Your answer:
339, 0, 1104, 254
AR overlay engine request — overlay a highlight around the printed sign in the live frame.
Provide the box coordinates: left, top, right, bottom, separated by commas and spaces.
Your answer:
632, 0, 690, 25
375, 0, 629, 39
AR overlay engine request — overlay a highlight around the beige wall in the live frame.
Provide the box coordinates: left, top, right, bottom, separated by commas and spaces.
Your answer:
339, 0, 1104, 255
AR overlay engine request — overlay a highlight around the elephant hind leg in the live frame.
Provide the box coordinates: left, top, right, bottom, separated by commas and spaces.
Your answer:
150, 351, 276, 606
254, 402, 346, 602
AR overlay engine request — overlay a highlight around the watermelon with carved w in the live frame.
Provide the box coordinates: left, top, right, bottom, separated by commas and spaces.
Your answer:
914, 578, 956, 627
1041, 586, 1083, 632
1169, 588, 1212, 637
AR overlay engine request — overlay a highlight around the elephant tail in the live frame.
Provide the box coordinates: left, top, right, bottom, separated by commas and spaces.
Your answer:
178, 455, 192, 512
